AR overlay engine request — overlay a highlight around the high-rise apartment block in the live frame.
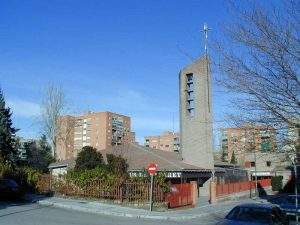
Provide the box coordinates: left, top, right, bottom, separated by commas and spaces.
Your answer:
144, 131, 180, 152
221, 125, 276, 165
56, 111, 135, 161
179, 56, 214, 169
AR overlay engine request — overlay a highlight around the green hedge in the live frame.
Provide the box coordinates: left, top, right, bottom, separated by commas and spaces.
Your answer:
271, 176, 283, 191
65, 167, 170, 193
0, 162, 41, 191
66, 166, 120, 188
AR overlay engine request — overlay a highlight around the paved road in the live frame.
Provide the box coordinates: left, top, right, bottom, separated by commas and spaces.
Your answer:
0, 201, 224, 225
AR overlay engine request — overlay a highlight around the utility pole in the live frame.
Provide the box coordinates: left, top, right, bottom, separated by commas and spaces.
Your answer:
292, 156, 299, 223
254, 149, 258, 197
294, 157, 298, 223
288, 154, 298, 222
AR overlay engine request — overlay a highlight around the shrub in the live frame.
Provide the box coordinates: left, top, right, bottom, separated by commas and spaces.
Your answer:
75, 146, 104, 170
106, 154, 128, 177
0, 162, 13, 178
66, 166, 113, 187
129, 169, 170, 193
22, 167, 41, 187
155, 171, 170, 193
0, 162, 41, 191
271, 176, 283, 191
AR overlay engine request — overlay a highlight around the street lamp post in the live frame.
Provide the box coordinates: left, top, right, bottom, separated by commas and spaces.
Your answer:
294, 158, 298, 223
289, 154, 298, 223
254, 149, 258, 197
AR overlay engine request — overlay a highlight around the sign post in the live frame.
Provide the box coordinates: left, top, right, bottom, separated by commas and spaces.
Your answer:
149, 174, 154, 211
147, 162, 157, 212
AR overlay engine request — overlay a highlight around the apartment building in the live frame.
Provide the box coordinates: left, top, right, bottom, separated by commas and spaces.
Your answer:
144, 131, 180, 152
283, 120, 300, 154
56, 111, 135, 161
221, 125, 276, 165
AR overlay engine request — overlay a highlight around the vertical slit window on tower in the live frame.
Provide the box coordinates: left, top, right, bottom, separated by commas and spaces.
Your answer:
186, 73, 195, 117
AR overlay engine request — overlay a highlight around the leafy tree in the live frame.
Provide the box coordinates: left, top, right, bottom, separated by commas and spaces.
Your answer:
106, 154, 128, 176
75, 146, 103, 170
0, 89, 18, 164
230, 151, 237, 165
38, 134, 54, 167
24, 135, 54, 172
221, 149, 228, 162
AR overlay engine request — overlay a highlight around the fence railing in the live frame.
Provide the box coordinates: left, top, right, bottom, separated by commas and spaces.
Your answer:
216, 179, 271, 197
37, 175, 165, 205
165, 183, 193, 208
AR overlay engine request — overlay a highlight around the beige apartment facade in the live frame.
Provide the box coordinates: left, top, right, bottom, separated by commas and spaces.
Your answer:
221, 125, 276, 165
56, 111, 135, 161
144, 131, 180, 152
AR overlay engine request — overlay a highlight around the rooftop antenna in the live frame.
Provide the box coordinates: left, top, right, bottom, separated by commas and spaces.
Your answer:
202, 23, 211, 113
203, 23, 211, 57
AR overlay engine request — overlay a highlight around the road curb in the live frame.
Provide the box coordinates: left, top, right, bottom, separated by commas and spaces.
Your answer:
37, 199, 213, 221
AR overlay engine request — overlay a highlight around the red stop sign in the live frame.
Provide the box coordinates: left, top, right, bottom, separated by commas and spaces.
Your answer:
147, 162, 157, 175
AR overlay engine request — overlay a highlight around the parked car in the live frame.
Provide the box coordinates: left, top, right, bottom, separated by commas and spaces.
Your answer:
0, 179, 22, 200
270, 195, 300, 216
216, 203, 288, 225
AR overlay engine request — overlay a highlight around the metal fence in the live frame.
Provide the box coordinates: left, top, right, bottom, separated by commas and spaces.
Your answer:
165, 183, 193, 208
216, 178, 271, 197
37, 175, 165, 205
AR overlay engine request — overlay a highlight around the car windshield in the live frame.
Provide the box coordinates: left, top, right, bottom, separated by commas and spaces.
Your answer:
226, 206, 271, 224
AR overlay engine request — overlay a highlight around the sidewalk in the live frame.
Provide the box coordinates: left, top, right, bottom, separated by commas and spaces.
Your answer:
36, 196, 255, 221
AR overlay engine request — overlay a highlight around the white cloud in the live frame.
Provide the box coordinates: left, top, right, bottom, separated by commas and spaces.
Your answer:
7, 99, 40, 118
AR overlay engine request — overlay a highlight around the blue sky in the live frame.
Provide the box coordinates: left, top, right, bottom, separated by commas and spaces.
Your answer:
0, 0, 237, 146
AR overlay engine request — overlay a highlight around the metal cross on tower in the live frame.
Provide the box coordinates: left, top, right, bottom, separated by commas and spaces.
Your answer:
203, 23, 211, 112
203, 23, 211, 57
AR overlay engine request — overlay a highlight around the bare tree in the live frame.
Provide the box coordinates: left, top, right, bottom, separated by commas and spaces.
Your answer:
41, 84, 66, 158
216, 1, 300, 152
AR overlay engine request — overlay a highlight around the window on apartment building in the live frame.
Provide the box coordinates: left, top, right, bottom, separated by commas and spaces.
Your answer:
250, 161, 256, 167
186, 73, 195, 117
230, 132, 237, 138
261, 141, 271, 152
165, 145, 169, 147
266, 161, 271, 167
